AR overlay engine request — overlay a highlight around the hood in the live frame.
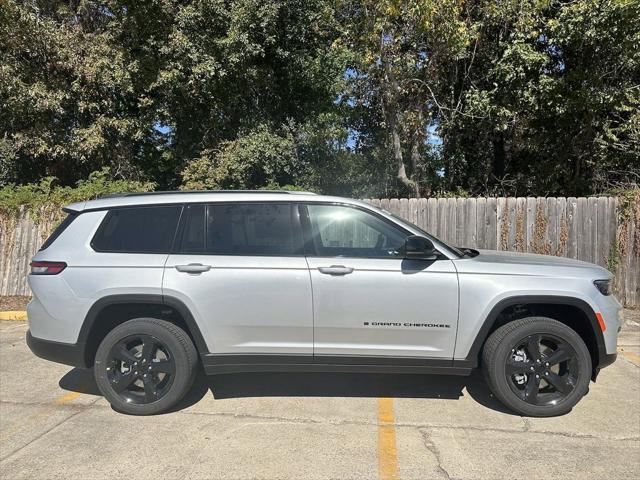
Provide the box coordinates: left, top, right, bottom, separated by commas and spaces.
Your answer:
454, 249, 612, 279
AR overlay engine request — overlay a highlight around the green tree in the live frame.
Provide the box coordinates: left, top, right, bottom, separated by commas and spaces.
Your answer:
1, 0, 348, 188
439, 0, 640, 196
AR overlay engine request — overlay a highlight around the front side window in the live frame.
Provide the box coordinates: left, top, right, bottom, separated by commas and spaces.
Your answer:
92, 205, 182, 253
179, 203, 299, 256
306, 204, 407, 258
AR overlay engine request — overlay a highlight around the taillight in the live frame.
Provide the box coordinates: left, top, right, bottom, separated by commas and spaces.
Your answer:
30, 261, 67, 275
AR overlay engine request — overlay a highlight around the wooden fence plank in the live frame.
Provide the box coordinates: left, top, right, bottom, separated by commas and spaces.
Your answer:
596, 197, 607, 266
588, 197, 598, 264
547, 197, 558, 255
496, 198, 506, 251
566, 197, 578, 259
525, 197, 536, 252
427, 198, 437, 234
437, 198, 447, 240
476, 198, 487, 249
446, 198, 457, 245
556, 197, 568, 257
469, 198, 478, 247
577, 197, 589, 261
486, 197, 497, 250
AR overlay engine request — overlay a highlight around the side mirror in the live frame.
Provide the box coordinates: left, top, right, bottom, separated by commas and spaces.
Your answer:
404, 235, 438, 260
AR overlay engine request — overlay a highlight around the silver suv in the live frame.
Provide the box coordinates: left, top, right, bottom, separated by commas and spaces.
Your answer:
26, 191, 621, 416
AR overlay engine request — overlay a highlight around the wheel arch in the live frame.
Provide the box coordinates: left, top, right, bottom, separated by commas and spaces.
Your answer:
77, 294, 208, 368
460, 295, 607, 377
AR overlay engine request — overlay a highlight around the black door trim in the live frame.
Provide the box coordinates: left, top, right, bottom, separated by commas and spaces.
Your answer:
201, 353, 472, 375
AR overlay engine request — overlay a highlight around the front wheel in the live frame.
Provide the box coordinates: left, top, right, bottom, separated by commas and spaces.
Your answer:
482, 317, 592, 417
94, 318, 198, 415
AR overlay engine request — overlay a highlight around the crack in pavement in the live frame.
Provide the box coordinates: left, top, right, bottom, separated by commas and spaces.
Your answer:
420, 428, 453, 480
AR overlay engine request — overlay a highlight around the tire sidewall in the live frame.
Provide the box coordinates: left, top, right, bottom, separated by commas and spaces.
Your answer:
488, 319, 592, 417
94, 318, 194, 415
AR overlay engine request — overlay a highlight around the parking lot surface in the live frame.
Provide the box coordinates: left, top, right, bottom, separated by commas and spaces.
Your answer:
1, 314, 639, 480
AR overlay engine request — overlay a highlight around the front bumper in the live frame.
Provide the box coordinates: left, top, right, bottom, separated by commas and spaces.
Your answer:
26, 330, 87, 368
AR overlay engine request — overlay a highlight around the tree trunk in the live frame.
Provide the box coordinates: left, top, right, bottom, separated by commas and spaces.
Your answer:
388, 113, 418, 195
380, 34, 418, 198
410, 137, 421, 198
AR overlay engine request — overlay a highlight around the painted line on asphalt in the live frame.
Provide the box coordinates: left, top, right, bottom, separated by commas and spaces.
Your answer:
55, 391, 82, 404
618, 349, 640, 365
378, 397, 400, 480
0, 310, 27, 321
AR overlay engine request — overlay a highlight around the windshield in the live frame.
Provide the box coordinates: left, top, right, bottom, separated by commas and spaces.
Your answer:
377, 208, 465, 257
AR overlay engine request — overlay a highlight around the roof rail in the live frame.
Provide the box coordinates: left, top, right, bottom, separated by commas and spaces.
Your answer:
99, 190, 317, 199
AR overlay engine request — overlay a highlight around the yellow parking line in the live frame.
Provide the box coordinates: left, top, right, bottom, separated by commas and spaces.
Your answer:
378, 397, 400, 480
0, 311, 27, 321
55, 391, 81, 404
618, 349, 640, 365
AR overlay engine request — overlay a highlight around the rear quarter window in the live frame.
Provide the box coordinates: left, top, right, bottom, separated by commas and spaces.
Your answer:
91, 205, 182, 253
40, 212, 78, 251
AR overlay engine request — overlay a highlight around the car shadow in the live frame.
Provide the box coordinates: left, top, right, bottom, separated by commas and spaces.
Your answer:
59, 366, 516, 416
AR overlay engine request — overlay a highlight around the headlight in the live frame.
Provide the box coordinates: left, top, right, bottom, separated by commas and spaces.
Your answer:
593, 279, 613, 296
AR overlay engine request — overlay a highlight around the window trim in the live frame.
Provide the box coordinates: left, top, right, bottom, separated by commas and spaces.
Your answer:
172, 201, 306, 258
299, 202, 425, 260
90, 205, 184, 254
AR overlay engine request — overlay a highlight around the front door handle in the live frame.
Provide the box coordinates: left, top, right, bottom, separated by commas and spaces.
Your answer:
175, 263, 211, 274
318, 265, 354, 276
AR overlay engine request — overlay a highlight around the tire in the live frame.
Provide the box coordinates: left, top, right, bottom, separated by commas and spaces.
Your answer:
94, 318, 198, 415
482, 317, 592, 417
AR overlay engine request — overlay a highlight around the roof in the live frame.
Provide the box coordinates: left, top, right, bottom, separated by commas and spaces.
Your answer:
63, 190, 366, 212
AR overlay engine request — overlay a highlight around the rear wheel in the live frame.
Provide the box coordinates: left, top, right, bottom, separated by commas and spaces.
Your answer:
94, 318, 197, 415
482, 317, 591, 417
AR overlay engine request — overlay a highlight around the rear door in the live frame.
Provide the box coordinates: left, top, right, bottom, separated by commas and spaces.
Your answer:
163, 202, 313, 360
302, 203, 459, 360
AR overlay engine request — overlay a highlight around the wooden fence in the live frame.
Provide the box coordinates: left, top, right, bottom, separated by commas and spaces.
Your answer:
1, 197, 638, 305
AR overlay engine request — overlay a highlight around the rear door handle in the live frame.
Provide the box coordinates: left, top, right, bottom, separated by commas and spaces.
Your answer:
317, 265, 354, 276
175, 263, 211, 274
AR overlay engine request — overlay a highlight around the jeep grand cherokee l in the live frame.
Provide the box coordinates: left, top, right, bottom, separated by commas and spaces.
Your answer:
26, 191, 621, 416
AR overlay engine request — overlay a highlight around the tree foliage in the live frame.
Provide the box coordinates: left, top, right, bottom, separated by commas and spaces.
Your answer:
1, 0, 638, 197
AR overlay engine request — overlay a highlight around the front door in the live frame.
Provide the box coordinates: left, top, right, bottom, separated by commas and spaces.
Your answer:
302, 203, 459, 360
163, 202, 313, 360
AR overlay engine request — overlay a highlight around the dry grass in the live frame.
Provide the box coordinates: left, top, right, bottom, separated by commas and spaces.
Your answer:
0, 296, 30, 311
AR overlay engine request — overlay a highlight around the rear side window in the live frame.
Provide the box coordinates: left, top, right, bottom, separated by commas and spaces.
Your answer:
40, 212, 78, 251
92, 205, 182, 253
179, 203, 300, 256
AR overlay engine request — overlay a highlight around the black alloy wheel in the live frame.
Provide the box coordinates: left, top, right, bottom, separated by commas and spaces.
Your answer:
106, 334, 176, 404
505, 333, 579, 406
